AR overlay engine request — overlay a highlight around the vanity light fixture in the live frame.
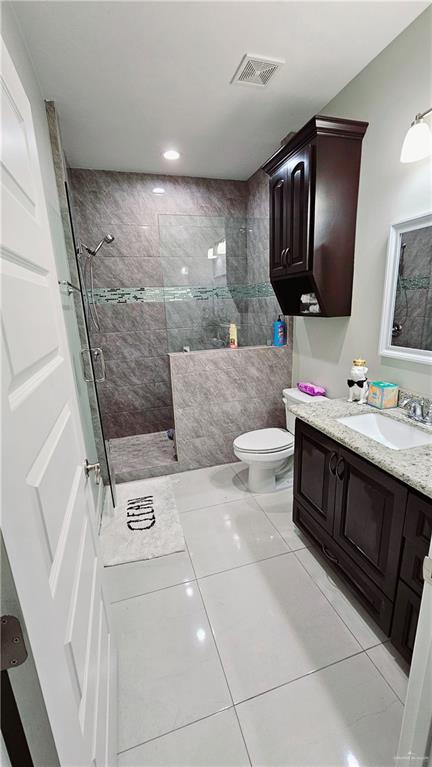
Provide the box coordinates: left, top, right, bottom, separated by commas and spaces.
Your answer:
152, 187, 165, 195
400, 107, 432, 163
163, 149, 180, 160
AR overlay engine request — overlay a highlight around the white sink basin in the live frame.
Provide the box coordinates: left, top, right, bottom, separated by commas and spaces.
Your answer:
337, 412, 432, 450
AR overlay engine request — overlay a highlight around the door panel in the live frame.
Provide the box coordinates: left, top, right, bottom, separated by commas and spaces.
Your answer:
333, 447, 407, 599
269, 165, 288, 278
293, 499, 394, 633
391, 580, 421, 663
285, 145, 314, 273
1, 38, 116, 766
294, 420, 336, 534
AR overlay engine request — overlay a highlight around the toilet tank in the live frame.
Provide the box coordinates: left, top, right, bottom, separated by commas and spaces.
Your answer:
283, 387, 327, 434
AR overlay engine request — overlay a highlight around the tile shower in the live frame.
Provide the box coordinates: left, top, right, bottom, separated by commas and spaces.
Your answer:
69, 167, 292, 481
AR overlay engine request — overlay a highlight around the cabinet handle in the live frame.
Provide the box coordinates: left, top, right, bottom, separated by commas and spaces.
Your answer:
336, 457, 345, 480
329, 451, 338, 475
322, 544, 339, 565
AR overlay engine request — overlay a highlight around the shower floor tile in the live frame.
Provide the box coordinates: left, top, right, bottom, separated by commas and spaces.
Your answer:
110, 430, 177, 481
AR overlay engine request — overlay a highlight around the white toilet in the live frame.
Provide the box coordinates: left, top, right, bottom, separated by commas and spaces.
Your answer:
233, 387, 327, 493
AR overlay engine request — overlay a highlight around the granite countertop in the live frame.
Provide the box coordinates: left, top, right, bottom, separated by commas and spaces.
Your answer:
287, 398, 432, 499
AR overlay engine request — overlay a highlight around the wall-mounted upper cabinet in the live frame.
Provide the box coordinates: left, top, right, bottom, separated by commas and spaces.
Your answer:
263, 115, 368, 317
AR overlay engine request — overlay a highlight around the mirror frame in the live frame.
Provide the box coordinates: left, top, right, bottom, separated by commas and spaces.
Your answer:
379, 211, 432, 366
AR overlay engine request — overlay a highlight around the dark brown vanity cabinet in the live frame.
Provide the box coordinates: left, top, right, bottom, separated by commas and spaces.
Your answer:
294, 420, 336, 534
392, 493, 432, 662
332, 448, 407, 600
263, 115, 368, 317
293, 419, 431, 657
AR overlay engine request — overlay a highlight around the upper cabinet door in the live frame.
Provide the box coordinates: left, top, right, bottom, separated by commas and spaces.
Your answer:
285, 144, 314, 274
269, 165, 288, 278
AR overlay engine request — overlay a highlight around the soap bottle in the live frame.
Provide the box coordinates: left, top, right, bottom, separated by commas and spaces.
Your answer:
272, 315, 287, 347
229, 322, 238, 349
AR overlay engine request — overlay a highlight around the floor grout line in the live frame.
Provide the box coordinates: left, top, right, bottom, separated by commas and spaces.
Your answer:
233, 647, 369, 708
292, 547, 383, 653
178, 493, 261, 516
116, 706, 234, 756
109, 575, 197, 605
185, 539, 253, 766
365, 645, 408, 705
195, 548, 295, 582
111, 465, 402, 760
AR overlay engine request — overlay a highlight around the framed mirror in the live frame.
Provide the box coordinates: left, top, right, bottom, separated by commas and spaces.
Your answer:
379, 212, 432, 365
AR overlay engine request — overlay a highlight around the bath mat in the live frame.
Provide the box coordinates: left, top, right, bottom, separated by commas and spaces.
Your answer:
100, 476, 185, 566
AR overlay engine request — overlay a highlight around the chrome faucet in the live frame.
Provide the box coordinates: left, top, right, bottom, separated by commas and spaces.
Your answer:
401, 396, 432, 425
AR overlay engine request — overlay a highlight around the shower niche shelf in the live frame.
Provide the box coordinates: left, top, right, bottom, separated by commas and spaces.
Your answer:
262, 114, 368, 317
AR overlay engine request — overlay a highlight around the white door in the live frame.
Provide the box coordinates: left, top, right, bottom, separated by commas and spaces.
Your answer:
1, 37, 117, 766
396, 541, 432, 766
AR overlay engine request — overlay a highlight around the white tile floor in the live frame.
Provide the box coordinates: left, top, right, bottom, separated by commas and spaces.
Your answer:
106, 462, 409, 766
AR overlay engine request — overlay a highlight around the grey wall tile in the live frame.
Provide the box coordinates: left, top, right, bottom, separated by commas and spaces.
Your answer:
92, 257, 163, 287
171, 346, 292, 469
77, 221, 159, 259
161, 256, 217, 287
92, 330, 168, 359
167, 327, 222, 353
104, 356, 170, 386
98, 380, 172, 412
92, 302, 165, 333
103, 406, 174, 439
165, 299, 215, 329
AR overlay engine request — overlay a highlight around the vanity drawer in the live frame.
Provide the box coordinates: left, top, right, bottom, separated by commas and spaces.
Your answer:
293, 499, 393, 634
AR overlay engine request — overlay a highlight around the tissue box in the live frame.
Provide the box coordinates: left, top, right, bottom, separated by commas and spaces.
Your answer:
368, 381, 399, 409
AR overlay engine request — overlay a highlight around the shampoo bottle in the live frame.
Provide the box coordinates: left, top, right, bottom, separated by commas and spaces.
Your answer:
229, 322, 238, 349
272, 315, 287, 347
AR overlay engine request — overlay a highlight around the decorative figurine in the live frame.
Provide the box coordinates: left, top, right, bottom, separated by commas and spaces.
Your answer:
347, 359, 369, 404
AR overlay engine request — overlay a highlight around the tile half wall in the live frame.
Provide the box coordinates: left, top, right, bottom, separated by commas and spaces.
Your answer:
170, 346, 293, 469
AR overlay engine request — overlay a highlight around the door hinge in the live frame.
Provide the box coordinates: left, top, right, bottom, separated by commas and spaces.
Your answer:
423, 556, 432, 586
84, 459, 101, 484
1, 616, 28, 671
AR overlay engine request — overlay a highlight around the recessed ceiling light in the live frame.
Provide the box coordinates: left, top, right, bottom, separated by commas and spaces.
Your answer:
152, 187, 165, 195
163, 149, 180, 160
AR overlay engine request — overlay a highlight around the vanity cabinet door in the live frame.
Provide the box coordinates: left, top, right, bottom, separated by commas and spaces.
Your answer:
391, 580, 421, 663
333, 448, 408, 599
294, 420, 337, 534
401, 491, 432, 595
269, 164, 289, 279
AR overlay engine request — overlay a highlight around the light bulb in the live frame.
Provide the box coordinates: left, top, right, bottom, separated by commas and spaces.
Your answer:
163, 149, 180, 160
400, 119, 432, 163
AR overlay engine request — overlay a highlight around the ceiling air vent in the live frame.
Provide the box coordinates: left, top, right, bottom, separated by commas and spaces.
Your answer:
231, 54, 284, 87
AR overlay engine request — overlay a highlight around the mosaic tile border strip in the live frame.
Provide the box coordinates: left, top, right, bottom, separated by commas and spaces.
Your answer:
398, 276, 431, 290
92, 282, 276, 304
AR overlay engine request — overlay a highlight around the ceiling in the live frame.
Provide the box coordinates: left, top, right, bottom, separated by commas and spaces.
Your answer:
15, 1, 427, 180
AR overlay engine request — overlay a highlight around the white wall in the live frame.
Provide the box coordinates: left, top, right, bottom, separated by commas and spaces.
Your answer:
293, 7, 432, 397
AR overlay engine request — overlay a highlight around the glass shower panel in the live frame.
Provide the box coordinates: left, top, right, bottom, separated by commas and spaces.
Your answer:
159, 213, 279, 351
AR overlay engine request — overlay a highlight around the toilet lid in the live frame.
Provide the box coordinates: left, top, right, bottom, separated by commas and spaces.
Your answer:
234, 428, 294, 454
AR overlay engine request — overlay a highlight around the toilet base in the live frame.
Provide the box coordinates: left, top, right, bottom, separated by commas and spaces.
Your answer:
248, 457, 293, 494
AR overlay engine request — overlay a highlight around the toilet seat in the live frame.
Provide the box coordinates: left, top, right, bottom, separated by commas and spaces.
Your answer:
233, 428, 294, 454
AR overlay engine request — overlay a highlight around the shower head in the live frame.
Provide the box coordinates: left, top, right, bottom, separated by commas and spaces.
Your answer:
82, 233, 115, 257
